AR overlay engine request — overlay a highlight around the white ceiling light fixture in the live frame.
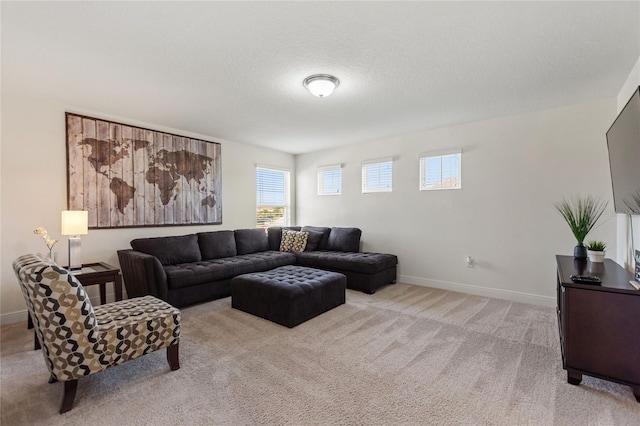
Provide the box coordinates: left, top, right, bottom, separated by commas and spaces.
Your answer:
303, 74, 340, 98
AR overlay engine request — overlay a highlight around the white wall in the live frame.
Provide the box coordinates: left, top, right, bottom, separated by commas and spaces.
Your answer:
296, 98, 618, 306
615, 56, 640, 273
0, 94, 295, 324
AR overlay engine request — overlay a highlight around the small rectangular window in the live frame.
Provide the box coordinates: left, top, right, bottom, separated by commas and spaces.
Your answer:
317, 165, 342, 196
362, 158, 393, 193
256, 166, 290, 228
419, 149, 461, 191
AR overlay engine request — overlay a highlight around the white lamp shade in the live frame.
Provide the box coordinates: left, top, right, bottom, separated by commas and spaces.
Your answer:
303, 74, 340, 98
61, 210, 88, 235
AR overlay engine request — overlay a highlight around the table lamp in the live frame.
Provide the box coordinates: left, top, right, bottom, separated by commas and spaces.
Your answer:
61, 210, 88, 271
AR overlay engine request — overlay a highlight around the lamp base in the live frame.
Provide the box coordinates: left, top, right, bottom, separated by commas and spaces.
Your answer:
68, 237, 82, 270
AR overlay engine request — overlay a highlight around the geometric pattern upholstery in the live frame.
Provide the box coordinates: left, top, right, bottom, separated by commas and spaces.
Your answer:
279, 230, 308, 253
94, 297, 179, 368
13, 253, 180, 383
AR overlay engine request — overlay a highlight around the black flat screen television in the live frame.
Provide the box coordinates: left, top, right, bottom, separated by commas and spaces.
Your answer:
606, 85, 640, 215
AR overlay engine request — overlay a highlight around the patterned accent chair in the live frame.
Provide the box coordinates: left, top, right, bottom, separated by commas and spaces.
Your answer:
13, 254, 181, 414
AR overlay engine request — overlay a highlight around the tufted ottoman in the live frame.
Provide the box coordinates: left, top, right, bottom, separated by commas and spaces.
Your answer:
231, 265, 346, 328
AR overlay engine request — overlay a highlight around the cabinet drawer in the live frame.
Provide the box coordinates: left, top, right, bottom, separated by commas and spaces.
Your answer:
564, 287, 640, 384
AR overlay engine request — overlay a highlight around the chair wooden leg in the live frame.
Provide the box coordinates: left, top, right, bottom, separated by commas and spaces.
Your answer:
60, 380, 78, 414
167, 343, 180, 371
34, 331, 41, 351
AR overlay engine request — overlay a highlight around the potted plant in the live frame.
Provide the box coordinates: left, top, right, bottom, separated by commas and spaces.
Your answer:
586, 240, 606, 263
554, 196, 608, 259
623, 190, 640, 215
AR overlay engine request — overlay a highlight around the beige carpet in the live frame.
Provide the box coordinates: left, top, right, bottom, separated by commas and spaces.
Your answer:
1, 283, 638, 425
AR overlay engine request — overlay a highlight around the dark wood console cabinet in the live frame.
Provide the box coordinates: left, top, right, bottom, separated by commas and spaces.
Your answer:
556, 255, 640, 402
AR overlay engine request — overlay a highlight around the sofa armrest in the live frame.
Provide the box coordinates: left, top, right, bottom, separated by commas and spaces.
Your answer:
117, 249, 168, 301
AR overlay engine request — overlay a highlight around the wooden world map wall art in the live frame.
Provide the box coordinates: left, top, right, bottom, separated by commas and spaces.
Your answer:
66, 113, 222, 229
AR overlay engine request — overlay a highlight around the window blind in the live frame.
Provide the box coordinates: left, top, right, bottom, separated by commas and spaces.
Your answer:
317, 164, 342, 195
362, 159, 393, 193
419, 150, 461, 191
256, 166, 290, 227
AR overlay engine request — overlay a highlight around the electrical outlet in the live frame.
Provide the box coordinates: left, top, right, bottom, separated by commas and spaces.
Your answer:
466, 256, 474, 268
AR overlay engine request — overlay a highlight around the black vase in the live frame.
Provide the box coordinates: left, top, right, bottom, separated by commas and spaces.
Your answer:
573, 258, 588, 275
574, 243, 588, 259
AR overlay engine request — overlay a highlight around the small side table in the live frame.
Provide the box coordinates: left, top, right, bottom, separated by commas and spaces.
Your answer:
70, 262, 123, 305
29, 262, 123, 350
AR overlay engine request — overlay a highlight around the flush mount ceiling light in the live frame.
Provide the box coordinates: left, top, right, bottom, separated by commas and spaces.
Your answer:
303, 74, 340, 98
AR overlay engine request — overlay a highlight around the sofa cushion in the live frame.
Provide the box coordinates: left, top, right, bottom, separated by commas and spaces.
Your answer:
300, 226, 331, 250
267, 226, 302, 251
279, 229, 308, 253
164, 251, 296, 290
326, 227, 362, 252
235, 251, 297, 274
130, 234, 201, 265
235, 228, 269, 255
197, 231, 237, 260
304, 231, 325, 252
295, 251, 397, 274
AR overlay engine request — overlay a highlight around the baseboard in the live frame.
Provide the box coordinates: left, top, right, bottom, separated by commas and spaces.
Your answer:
398, 275, 555, 308
0, 310, 29, 326
1, 292, 122, 326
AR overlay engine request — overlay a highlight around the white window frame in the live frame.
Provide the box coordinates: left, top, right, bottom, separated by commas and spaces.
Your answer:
419, 149, 462, 191
362, 157, 393, 194
317, 164, 342, 196
256, 165, 291, 228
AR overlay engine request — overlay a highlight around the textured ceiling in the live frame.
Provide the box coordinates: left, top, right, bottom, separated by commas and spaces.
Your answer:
2, 1, 639, 154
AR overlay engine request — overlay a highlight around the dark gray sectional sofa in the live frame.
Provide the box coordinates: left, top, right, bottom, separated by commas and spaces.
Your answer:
118, 226, 397, 308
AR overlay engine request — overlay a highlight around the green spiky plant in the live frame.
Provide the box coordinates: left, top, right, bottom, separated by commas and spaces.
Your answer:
623, 190, 640, 215
553, 196, 608, 245
585, 240, 606, 252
